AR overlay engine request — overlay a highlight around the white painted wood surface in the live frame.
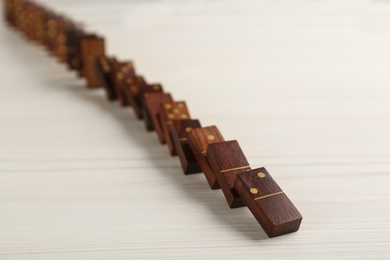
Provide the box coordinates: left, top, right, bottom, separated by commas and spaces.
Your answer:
1, 0, 390, 259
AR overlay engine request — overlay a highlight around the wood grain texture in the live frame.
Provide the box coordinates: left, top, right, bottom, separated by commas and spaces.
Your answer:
142, 92, 173, 132
206, 140, 250, 208
170, 119, 202, 174
187, 125, 224, 189
234, 167, 302, 237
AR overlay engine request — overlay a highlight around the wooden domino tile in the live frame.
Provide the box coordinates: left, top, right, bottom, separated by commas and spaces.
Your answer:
234, 167, 302, 237
96, 56, 117, 101
65, 26, 84, 72
80, 35, 105, 88
123, 77, 164, 119
187, 125, 224, 190
206, 140, 250, 208
142, 92, 173, 132
157, 101, 191, 155
132, 83, 163, 119
122, 75, 144, 116
170, 119, 202, 174
110, 60, 136, 106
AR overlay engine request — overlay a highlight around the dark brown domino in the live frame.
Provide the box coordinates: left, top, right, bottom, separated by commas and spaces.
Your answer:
80, 35, 105, 88
142, 92, 173, 132
110, 60, 136, 106
206, 140, 250, 208
157, 101, 191, 155
124, 79, 163, 119
123, 76, 143, 117
136, 83, 164, 118
96, 56, 117, 101
65, 26, 84, 72
170, 119, 202, 174
121, 75, 145, 109
234, 167, 302, 237
187, 126, 224, 190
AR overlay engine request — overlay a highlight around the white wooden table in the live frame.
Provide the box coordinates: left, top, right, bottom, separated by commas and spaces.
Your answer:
1, 0, 389, 259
